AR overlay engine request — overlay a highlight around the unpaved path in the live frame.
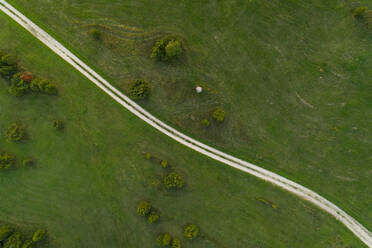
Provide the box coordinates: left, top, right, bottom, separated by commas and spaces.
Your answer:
0, 1, 371, 246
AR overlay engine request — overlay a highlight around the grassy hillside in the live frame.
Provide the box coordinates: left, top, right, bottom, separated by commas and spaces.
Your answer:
5, 0, 371, 231
0, 9, 367, 248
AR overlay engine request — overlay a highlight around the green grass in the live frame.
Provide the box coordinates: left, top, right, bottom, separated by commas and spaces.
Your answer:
0, 9, 367, 248
4, 0, 371, 231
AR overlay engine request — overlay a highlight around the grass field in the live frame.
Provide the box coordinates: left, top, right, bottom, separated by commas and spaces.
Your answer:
4, 0, 371, 232
0, 8, 368, 248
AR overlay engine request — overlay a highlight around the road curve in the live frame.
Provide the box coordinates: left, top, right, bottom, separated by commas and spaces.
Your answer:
0, 1, 371, 246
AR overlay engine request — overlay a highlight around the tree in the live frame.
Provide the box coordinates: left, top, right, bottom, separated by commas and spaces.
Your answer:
129, 79, 150, 100
171, 238, 181, 248
4, 232, 22, 248
353, 6, 367, 19
137, 201, 151, 216
90, 29, 101, 40
184, 224, 199, 240
151, 37, 183, 61
212, 107, 225, 122
6, 123, 26, 142
165, 40, 182, 58
164, 172, 184, 190
157, 233, 171, 247
147, 211, 159, 224
160, 160, 168, 168
0, 226, 13, 242
32, 229, 46, 242
0, 152, 16, 169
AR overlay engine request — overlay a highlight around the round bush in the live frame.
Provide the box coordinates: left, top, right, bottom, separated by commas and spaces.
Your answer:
171, 238, 181, 248
157, 233, 171, 247
184, 224, 199, 240
160, 160, 168, 168
147, 211, 159, 224
353, 6, 367, 19
32, 229, 46, 242
201, 119, 210, 127
145, 153, 152, 160
212, 107, 225, 122
165, 40, 182, 58
6, 123, 26, 142
129, 79, 150, 100
0, 152, 16, 169
164, 172, 184, 190
90, 29, 101, 40
151, 37, 183, 61
137, 201, 151, 216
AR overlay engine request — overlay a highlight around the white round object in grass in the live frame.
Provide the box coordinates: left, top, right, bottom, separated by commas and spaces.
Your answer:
195, 86, 203, 93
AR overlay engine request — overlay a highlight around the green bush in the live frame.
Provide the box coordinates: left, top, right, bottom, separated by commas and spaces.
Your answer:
145, 153, 152, 160
160, 160, 168, 168
151, 37, 183, 61
0, 152, 16, 169
52, 120, 64, 130
32, 229, 46, 242
21, 240, 33, 248
164, 172, 184, 190
184, 224, 199, 240
90, 28, 101, 40
4, 232, 22, 248
353, 6, 367, 19
0, 226, 13, 242
212, 107, 225, 122
157, 233, 171, 247
147, 211, 159, 224
129, 79, 150, 100
201, 119, 210, 127
6, 123, 26, 142
0, 55, 17, 78
36, 79, 58, 95
137, 201, 151, 216
171, 238, 181, 248
22, 158, 34, 168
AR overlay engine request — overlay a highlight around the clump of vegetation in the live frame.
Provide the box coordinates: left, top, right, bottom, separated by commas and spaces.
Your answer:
184, 224, 199, 240
212, 107, 225, 122
352, 6, 367, 19
9, 72, 58, 97
147, 211, 160, 224
6, 123, 26, 142
0, 54, 17, 79
157, 233, 172, 247
22, 240, 33, 248
0, 226, 12, 242
32, 229, 46, 242
0, 152, 16, 169
145, 153, 152, 160
22, 158, 34, 168
164, 172, 184, 190
0, 225, 47, 248
171, 238, 181, 248
137, 201, 152, 216
90, 28, 101, 40
160, 160, 168, 168
4, 232, 22, 248
129, 79, 150, 100
151, 37, 183, 61
52, 120, 64, 131
201, 119, 210, 127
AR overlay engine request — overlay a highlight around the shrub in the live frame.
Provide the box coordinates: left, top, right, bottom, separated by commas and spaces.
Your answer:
137, 201, 151, 216
151, 37, 183, 61
0, 152, 16, 169
21, 240, 33, 248
0, 55, 17, 78
9, 78, 30, 97
171, 238, 181, 248
37, 79, 58, 95
164, 172, 184, 190
212, 107, 225, 122
160, 160, 168, 168
129, 79, 150, 100
184, 224, 199, 240
145, 153, 152, 160
0, 226, 13, 242
147, 211, 159, 224
201, 119, 210, 127
4, 232, 22, 248
157, 233, 172, 247
6, 123, 26, 142
353, 6, 367, 19
90, 29, 101, 40
32, 229, 46, 242
22, 158, 34, 168
52, 120, 64, 130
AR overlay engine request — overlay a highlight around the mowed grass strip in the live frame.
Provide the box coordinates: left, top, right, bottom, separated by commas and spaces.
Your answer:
0, 6, 368, 248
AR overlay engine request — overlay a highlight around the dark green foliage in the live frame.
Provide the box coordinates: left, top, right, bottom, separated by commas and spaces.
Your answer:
0, 54, 17, 78
129, 79, 150, 100
21, 240, 33, 248
201, 119, 210, 127
22, 158, 34, 168
52, 120, 64, 130
147, 211, 159, 224
90, 28, 101, 40
8, 73, 57, 97
171, 238, 181, 248
157, 233, 171, 247
0, 226, 13, 242
212, 107, 225, 122
34, 79, 58, 95
184, 224, 199, 240
137, 201, 151, 216
352, 6, 367, 19
4, 232, 22, 248
6, 123, 26, 142
0, 152, 16, 169
151, 37, 183, 61
32, 229, 46, 242
164, 172, 184, 190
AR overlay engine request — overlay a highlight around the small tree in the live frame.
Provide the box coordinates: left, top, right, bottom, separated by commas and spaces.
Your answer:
137, 201, 151, 216
151, 37, 183, 61
212, 107, 225, 122
4, 232, 22, 248
160, 160, 168, 168
0, 152, 16, 169
6, 123, 26, 142
90, 29, 101, 40
164, 172, 184, 190
171, 238, 181, 248
32, 229, 46, 242
353, 6, 367, 19
0, 226, 13, 242
157, 233, 172, 247
184, 224, 199, 240
145, 153, 152, 160
147, 211, 159, 224
129, 80, 150, 100
201, 119, 210, 127
165, 40, 182, 58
